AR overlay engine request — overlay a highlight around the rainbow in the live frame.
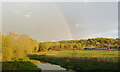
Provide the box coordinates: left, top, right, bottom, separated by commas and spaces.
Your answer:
54, 3, 73, 40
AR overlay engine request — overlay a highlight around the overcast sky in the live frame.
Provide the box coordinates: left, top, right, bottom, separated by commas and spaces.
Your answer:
2, 2, 118, 42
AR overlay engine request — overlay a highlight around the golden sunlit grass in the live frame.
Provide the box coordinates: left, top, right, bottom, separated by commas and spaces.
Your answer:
38, 50, 119, 62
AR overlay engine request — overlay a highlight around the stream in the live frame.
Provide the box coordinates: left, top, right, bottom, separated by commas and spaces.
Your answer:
37, 61, 75, 72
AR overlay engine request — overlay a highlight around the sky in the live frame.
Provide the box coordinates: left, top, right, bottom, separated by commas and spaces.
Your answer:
2, 2, 118, 42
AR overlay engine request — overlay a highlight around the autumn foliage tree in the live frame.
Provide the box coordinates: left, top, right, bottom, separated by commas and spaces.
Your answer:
2, 31, 38, 61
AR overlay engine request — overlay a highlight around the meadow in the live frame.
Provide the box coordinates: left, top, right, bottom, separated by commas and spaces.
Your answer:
37, 50, 119, 61
28, 50, 120, 71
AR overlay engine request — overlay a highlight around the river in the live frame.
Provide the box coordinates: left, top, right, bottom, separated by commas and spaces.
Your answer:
37, 61, 75, 72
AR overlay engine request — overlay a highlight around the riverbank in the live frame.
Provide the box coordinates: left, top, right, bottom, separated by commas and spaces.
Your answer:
2, 60, 41, 72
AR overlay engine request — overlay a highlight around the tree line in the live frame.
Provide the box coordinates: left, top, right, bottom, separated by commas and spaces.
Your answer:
38, 38, 118, 52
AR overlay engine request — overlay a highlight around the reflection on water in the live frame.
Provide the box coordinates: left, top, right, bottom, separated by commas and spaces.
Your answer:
37, 61, 75, 72
37, 61, 65, 70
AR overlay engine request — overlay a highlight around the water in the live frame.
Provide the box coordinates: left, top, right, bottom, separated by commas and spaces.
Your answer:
37, 61, 75, 72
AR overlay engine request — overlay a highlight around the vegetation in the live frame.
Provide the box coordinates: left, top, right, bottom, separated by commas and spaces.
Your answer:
2, 61, 41, 71
0, 32, 2, 61
2, 31, 39, 61
1, 31, 119, 61
28, 53, 119, 71
38, 50, 119, 61
28, 50, 119, 71
38, 38, 119, 52
1, 31, 40, 71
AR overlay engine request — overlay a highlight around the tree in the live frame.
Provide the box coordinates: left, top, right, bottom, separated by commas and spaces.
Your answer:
33, 40, 39, 52
2, 31, 35, 61
76, 43, 82, 50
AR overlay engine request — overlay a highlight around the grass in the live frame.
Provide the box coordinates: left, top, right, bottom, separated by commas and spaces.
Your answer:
2, 60, 41, 72
38, 50, 119, 62
28, 50, 120, 71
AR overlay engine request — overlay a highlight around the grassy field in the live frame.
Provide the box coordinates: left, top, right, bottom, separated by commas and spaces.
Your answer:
38, 50, 119, 62
28, 50, 120, 71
